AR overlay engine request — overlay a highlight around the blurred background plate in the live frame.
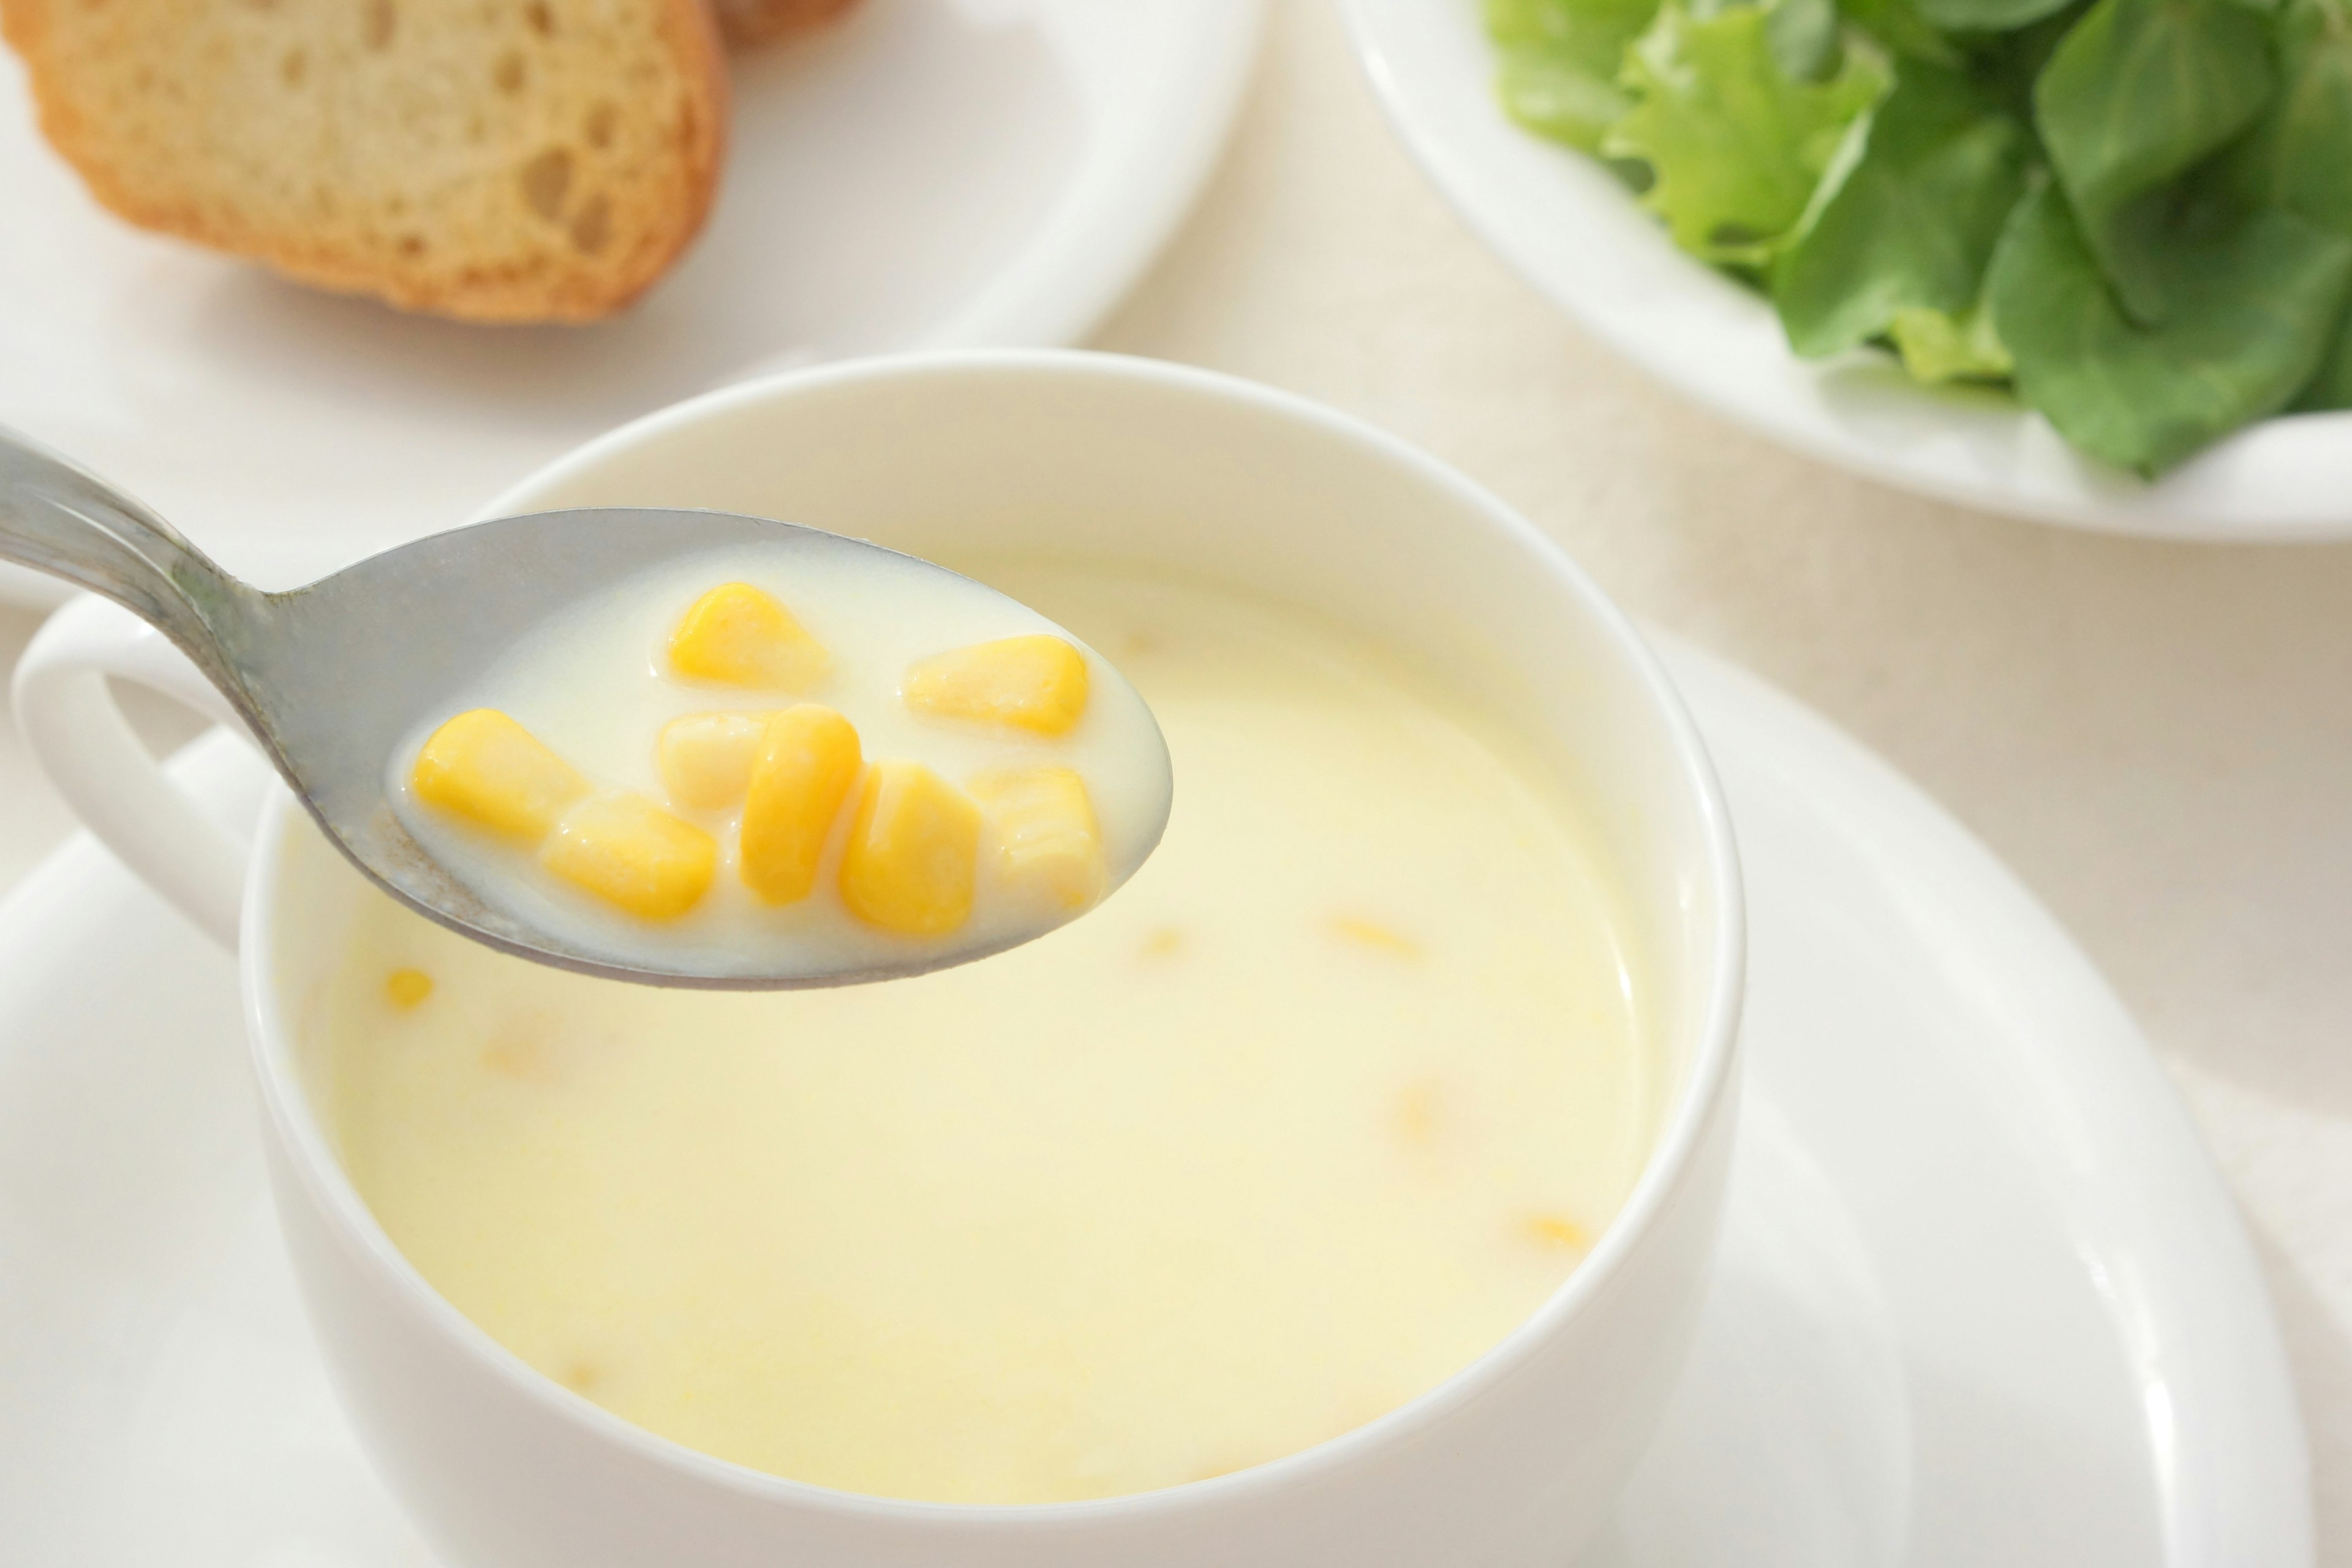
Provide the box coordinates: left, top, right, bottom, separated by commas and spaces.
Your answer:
1338, 0, 2352, 543
0, 0, 1262, 605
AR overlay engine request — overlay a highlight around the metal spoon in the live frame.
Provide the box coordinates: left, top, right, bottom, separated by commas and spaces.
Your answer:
0, 423, 1171, 989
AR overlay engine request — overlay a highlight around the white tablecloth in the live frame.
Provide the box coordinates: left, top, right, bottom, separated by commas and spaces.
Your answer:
4, 0, 2348, 1553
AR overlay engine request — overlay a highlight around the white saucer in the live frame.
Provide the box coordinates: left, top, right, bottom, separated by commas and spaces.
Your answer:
1338, 0, 2352, 541
0, 638, 2304, 1565
0, 0, 1261, 607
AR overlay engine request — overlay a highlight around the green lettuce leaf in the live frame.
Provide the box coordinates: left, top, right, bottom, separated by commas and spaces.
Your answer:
2032, 0, 2277, 324
1770, 0, 1849, 79
1967, 2, 2090, 119
1891, 301, 2015, 379
2302, 337, 2352, 410
1773, 63, 2031, 356
1490, 0, 1662, 149
2228, 0, 2352, 232
1910, 0, 2077, 37
1987, 178, 2352, 473
2220, 0, 2352, 409
1605, 2, 1890, 264
1838, 0, 1964, 62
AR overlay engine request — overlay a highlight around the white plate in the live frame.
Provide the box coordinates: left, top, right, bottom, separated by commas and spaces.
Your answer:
1338, 0, 2352, 542
0, 0, 1261, 606
0, 635, 2304, 1564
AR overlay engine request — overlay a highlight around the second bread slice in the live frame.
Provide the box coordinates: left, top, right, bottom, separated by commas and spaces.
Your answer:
2, 0, 729, 322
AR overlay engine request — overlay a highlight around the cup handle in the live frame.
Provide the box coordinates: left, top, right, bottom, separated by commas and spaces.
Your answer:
13, 595, 256, 949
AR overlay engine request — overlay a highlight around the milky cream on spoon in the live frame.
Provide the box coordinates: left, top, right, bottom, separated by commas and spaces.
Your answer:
386, 545, 1171, 983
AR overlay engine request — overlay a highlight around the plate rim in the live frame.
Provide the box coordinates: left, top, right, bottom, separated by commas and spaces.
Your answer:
918, 0, 1264, 357
1657, 630, 2312, 1566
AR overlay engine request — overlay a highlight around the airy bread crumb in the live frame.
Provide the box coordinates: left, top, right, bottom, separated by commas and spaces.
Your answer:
1, 0, 729, 322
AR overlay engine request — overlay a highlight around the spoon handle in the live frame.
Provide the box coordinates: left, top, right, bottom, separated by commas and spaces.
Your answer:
0, 423, 253, 690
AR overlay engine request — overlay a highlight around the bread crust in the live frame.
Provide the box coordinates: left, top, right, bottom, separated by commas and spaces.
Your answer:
710, 0, 861, 49
1, 0, 731, 322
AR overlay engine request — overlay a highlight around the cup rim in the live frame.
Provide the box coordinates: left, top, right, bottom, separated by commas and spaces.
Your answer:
243, 347, 1746, 1525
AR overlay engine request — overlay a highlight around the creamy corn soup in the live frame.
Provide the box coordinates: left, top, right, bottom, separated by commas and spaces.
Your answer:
389, 545, 1170, 981
317, 564, 1658, 1505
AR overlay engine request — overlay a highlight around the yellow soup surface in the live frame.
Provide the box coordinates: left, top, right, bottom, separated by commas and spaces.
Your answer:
316, 564, 1658, 1505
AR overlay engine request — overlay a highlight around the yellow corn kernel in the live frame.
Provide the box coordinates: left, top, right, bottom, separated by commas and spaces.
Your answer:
902, 635, 1090, 735
385, 968, 434, 1009
1331, 916, 1421, 959
480, 1020, 557, 1082
1393, 1082, 1441, 1148
411, 709, 589, 842
839, 761, 981, 936
657, 712, 772, 812
971, 767, 1104, 911
541, 793, 717, 921
668, 582, 829, 692
1525, 1214, 1588, 1251
738, 705, 863, 905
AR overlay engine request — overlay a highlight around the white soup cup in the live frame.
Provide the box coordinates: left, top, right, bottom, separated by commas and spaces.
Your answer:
16, 350, 1743, 1568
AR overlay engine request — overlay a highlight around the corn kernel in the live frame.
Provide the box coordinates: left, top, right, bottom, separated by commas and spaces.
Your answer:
1393, 1082, 1441, 1148
657, 712, 772, 812
739, 705, 863, 905
411, 709, 589, 842
839, 761, 981, 936
972, 767, 1105, 911
385, 968, 434, 1009
1525, 1214, 1587, 1250
902, 635, 1090, 735
541, 793, 717, 920
480, 1022, 556, 1082
1331, 916, 1420, 959
668, 582, 829, 692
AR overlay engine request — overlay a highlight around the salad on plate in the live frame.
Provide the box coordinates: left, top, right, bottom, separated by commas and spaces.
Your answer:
1488, 0, 2352, 476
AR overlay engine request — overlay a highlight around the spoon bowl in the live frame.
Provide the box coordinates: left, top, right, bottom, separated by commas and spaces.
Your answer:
0, 424, 1172, 988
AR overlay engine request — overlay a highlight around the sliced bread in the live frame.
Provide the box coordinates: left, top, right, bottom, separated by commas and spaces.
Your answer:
1, 0, 729, 322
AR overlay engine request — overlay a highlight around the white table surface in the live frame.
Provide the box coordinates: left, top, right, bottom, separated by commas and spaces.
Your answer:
5, 0, 2349, 1556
